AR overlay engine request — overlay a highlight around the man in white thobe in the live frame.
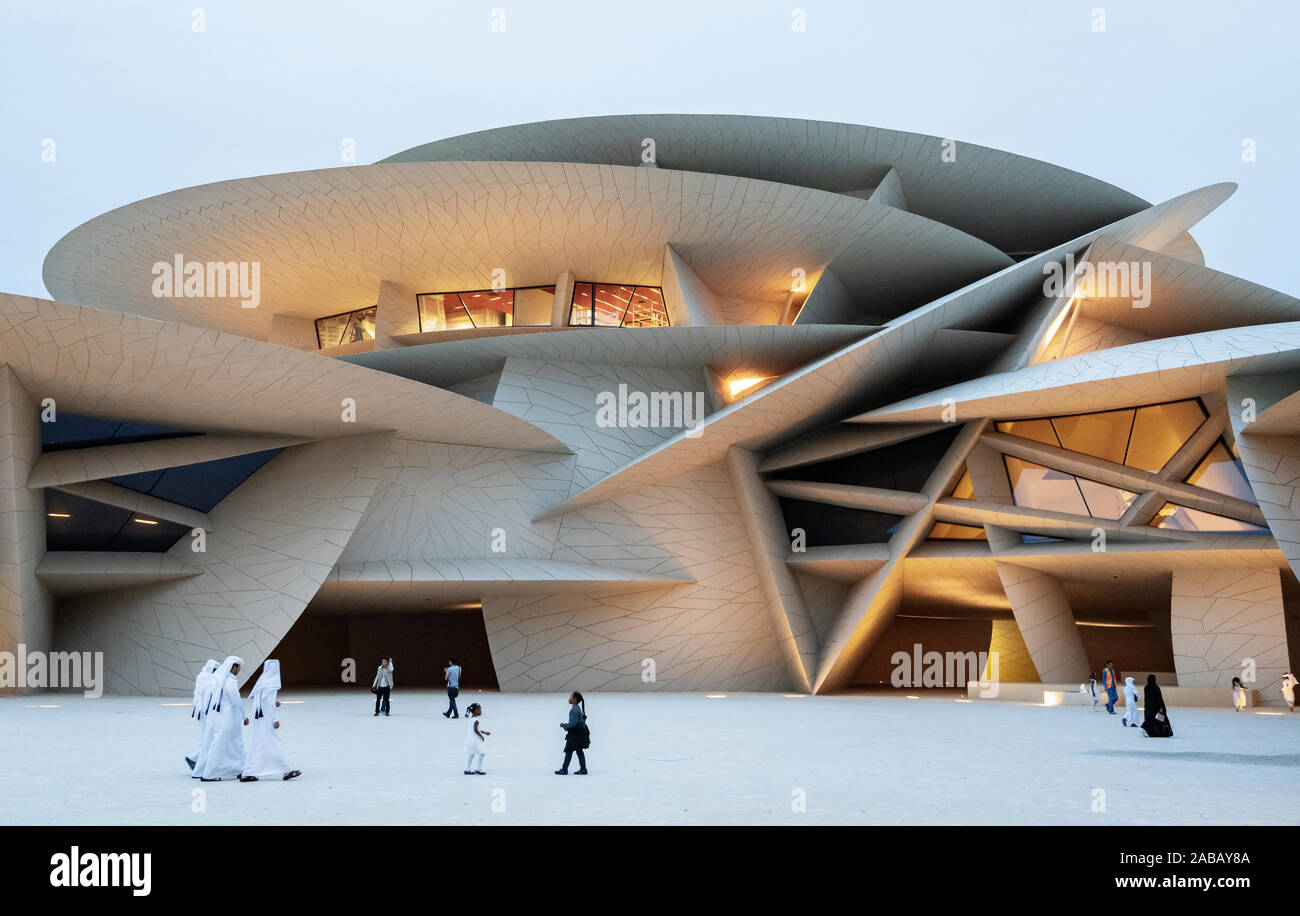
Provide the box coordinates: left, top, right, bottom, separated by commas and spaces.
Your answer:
186, 659, 220, 772
193, 656, 247, 781
240, 660, 301, 781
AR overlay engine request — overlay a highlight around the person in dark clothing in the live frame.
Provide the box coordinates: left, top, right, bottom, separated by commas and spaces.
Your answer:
442, 657, 462, 719
1140, 674, 1173, 737
555, 691, 590, 775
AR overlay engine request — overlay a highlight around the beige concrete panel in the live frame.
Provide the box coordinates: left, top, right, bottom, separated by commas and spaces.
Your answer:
52, 432, 393, 695
1172, 566, 1291, 705
662, 244, 724, 327
0, 367, 55, 691
36, 551, 200, 598
0, 293, 571, 454
375, 279, 420, 348
727, 446, 817, 691
994, 563, 1090, 683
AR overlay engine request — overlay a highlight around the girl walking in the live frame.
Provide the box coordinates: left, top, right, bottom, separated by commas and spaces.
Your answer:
1232, 676, 1247, 711
555, 691, 590, 775
464, 703, 489, 775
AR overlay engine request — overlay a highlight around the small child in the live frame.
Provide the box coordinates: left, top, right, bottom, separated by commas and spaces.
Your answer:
1122, 676, 1141, 728
1283, 673, 1297, 712
464, 702, 489, 775
1232, 676, 1247, 712
1083, 673, 1099, 712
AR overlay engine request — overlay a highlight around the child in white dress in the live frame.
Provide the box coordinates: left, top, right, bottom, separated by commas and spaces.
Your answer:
1082, 673, 1099, 711
1232, 676, 1247, 712
1122, 676, 1141, 727
464, 702, 489, 775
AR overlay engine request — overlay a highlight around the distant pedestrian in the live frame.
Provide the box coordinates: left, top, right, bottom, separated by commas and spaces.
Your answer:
1282, 673, 1298, 712
442, 657, 462, 719
1121, 676, 1141, 728
1140, 674, 1173, 738
464, 703, 489, 775
555, 691, 590, 775
1232, 676, 1247, 712
1082, 673, 1099, 712
1102, 661, 1119, 715
372, 657, 394, 716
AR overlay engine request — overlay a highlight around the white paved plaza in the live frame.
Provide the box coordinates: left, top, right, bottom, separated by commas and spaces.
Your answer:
2, 689, 1297, 825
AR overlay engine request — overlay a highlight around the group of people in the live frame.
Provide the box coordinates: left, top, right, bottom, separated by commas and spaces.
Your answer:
1081, 661, 1173, 737
456, 691, 591, 776
367, 656, 590, 775
185, 656, 301, 782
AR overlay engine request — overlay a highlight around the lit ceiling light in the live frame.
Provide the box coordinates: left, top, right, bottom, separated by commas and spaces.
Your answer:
133, 518, 159, 525
725, 375, 775, 400
46, 512, 71, 518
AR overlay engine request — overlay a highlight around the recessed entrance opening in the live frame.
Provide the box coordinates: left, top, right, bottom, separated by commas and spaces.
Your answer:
271, 599, 499, 689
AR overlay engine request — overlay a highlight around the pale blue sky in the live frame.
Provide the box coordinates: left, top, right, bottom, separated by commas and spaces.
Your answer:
2, 0, 1296, 299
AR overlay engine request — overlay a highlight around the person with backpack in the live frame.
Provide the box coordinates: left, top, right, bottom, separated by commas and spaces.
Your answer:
555, 691, 590, 775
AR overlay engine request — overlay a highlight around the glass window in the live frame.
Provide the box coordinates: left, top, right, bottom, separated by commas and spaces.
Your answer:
568, 283, 594, 325
949, 468, 975, 499
928, 521, 986, 540
1004, 456, 1137, 520
1051, 408, 1134, 465
594, 284, 633, 326
458, 290, 513, 329
1149, 502, 1267, 533
1185, 440, 1257, 505
998, 400, 1208, 473
1005, 456, 1089, 516
514, 287, 555, 326
567, 283, 668, 327
995, 419, 1060, 447
1075, 477, 1138, 520
316, 306, 376, 348
1126, 400, 1206, 471
622, 287, 669, 327
416, 287, 555, 332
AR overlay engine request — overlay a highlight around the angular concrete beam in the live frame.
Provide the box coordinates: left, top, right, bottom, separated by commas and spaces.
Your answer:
49, 480, 212, 532
760, 422, 948, 473
727, 446, 818, 692
36, 552, 201, 598
765, 480, 930, 516
28, 434, 312, 489
981, 430, 1265, 526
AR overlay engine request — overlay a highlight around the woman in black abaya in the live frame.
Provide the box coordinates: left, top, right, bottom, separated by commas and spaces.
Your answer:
1140, 674, 1173, 737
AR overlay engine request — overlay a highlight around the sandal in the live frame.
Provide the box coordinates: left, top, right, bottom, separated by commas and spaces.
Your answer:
283, 770, 302, 781
239, 775, 259, 782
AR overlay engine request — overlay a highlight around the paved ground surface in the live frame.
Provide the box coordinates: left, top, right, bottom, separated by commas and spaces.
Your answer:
2, 689, 1297, 825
